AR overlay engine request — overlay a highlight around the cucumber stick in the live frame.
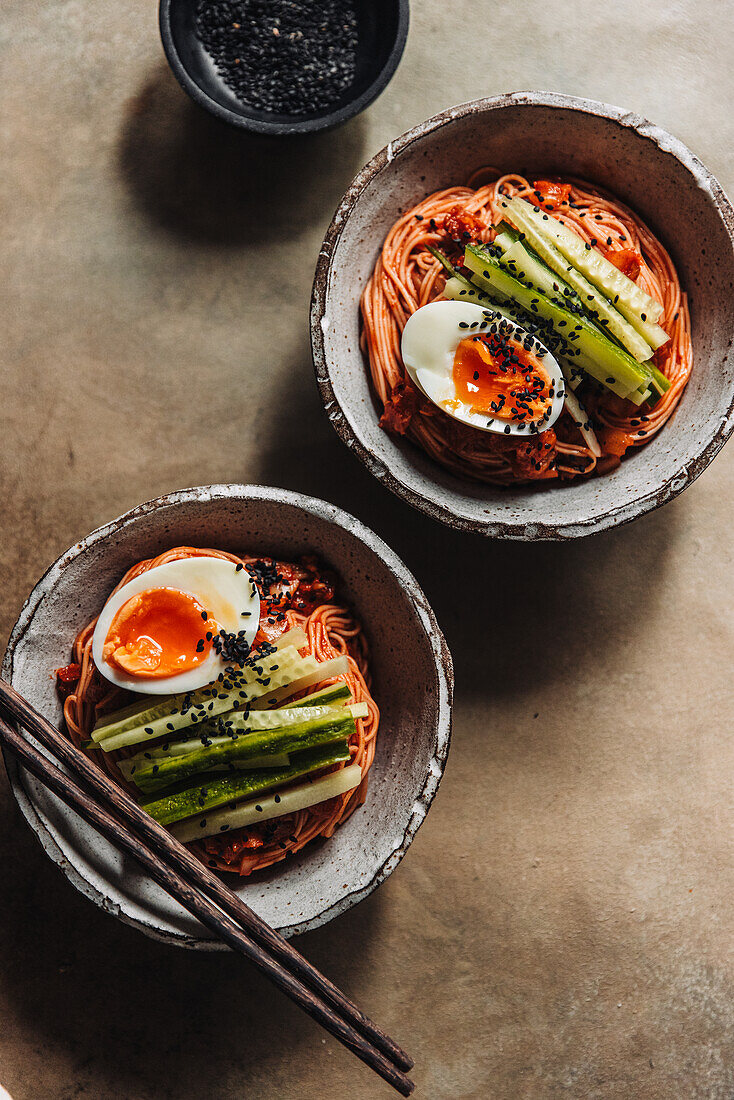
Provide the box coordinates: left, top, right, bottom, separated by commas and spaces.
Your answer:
443, 274, 526, 323
129, 711, 356, 794
463, 246, 650, 403
94, 645, 320, 750
288, 681, 352, 708
616, 302, 670, 352
186, 700, 366, 742
171, 763, 363, 843
504, 196, 663, 323
250, 655, 349, 710
500, 239, 579, 307
118, 700, 354, 765
493, 226, 521, 252
648, 362, 672, 396
142, 742, 352, 826
120, 703, 367, 779
443, 273, 492, 306
500, 198, 656, 363
267, 625, 308, 651
119, 752, 291, 782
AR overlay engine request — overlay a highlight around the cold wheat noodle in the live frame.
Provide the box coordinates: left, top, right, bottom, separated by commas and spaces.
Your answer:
361, 173, 693, 483
62, 547, 378, 876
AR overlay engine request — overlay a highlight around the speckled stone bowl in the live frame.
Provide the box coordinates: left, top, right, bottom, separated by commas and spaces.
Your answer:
2, 485, 452, 948
311, 91, 734, 538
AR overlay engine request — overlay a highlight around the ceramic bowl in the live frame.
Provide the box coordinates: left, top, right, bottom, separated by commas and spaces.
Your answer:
159, 0, 409, 136
311, 91, 734, 538
2, 485, 452, 948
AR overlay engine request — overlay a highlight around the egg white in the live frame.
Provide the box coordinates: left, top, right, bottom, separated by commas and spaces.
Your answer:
400, 300, 565, 437
91, 556, 260, 695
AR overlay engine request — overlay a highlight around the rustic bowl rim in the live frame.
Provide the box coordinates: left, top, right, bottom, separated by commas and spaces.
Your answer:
310, 90, 734, 539
2, 483, 453, 948
158, 0, 410, 136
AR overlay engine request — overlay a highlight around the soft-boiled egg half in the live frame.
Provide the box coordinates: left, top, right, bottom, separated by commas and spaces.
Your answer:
401, 300, 565, 436
91, 556, 260, 695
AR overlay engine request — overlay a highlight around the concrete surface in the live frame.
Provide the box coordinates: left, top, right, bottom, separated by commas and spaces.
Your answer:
1, 1, 733, 1097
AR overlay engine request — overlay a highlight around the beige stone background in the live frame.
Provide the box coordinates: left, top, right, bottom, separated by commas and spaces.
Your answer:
1, 1, 733, 1097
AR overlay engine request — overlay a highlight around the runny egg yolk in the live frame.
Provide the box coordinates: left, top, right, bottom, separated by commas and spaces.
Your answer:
102, 587, 219, 679
452, 334, 553, 423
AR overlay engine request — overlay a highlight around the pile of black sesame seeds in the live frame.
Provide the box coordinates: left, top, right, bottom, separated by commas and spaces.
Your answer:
195, 0, 359, 116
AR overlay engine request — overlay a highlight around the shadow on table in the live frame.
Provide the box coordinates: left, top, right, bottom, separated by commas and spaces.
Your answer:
117, 62, 369, 246
0, 786, 390, 1098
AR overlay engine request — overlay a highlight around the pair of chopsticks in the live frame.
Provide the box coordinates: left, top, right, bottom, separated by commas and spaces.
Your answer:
0, 678, 415, 1095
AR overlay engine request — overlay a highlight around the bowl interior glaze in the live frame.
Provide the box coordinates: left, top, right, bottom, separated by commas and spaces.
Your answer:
2, 486, 452, 948
312, 92, 734, 537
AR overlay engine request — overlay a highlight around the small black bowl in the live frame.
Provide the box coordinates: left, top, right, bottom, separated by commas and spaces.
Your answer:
159, 0, 409, 135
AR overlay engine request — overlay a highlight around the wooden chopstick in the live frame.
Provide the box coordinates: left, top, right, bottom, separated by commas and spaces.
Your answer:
0, 714, 414, 1095
0, 677, 412, 1073
0, 680, 415, 1095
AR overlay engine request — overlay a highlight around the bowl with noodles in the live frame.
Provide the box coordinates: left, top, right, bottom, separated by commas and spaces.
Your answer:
311, 91, 734, 538
2, 485, 452, 947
